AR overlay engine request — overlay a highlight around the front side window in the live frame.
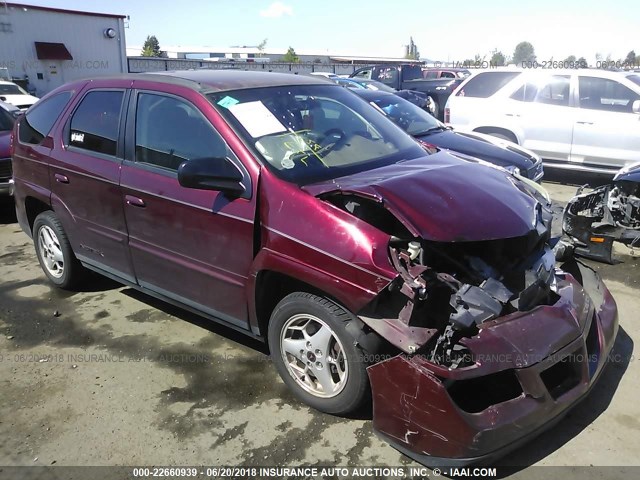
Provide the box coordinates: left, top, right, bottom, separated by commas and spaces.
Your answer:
209, 85, 425, 185
69, 90, 123, 156
135, 93, 228, 171
579, 76, 640, 112
18, 91, 73, 144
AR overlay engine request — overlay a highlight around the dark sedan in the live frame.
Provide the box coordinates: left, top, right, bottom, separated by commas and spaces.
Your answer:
353, 89, 544, 181
335, 77, 436, 116
0, 100, 20, 195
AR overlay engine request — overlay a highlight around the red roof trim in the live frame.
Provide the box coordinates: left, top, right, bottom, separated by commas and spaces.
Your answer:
6, 2, 127, 19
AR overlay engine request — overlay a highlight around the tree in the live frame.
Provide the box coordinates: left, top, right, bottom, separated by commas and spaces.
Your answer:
141, 35, 162, 57
512, 41, 536, 65
490, 49, 506, 66
282, 46, 299, 63
564, 55, 576, 63
257, 38, 268, 57
626, 50, 636, 65
577, 57, 588, 68
404, 37, 420, 60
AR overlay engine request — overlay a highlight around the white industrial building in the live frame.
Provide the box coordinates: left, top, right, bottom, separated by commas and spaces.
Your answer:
0, 2, 127, 96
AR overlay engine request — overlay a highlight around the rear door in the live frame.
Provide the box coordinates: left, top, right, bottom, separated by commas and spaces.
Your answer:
119, 86, 256, 328
570, 75, 640, 170
48, 82, 136, 281
508, 74, 576, 162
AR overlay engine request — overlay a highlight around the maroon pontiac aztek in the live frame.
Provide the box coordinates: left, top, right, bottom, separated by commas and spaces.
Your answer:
11, 70, 618, 466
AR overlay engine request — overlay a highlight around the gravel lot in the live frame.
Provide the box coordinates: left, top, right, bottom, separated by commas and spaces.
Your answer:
0, 178, 639, 478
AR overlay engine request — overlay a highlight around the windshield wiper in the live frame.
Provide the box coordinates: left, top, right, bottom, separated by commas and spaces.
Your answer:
412, 126, 446, 136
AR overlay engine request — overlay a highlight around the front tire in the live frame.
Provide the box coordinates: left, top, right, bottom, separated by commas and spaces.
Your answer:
268, 292, 372, 415
33, 211, 84, 289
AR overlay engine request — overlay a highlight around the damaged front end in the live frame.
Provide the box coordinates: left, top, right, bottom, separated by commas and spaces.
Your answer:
563, 182, 640, 264
356, 201, 556, 363
321, 172, 618, 466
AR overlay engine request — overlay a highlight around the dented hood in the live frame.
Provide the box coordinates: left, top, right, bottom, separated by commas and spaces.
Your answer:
304, 152, 539, 242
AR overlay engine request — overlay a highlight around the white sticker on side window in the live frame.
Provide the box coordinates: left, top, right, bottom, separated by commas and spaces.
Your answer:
71, 131, 84, 143
228, 101, 287, 138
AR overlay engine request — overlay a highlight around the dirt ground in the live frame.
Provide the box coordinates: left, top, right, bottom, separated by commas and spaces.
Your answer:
0, 176, 639, 478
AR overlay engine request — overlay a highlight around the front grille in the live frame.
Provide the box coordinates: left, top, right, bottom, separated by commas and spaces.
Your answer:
0, 159, 11, 179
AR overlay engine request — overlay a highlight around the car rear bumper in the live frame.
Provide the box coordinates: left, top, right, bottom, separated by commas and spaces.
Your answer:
367, 260, 618, 466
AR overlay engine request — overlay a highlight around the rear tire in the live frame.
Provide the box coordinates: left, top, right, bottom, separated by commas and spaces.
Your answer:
33, 211, 84, 289
268, 292, 374, 415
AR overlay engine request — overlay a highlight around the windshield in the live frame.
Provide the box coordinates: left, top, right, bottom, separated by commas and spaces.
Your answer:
0, 83, 28, 95
368, 94, 443, 136
208, 85, 425, 185
627, 74, 640, 88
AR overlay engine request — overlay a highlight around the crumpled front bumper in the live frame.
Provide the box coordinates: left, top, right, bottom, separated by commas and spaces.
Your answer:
367, 260, 618, 466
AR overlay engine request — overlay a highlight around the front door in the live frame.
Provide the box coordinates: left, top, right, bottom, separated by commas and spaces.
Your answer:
571, 75, 640, 170
119, 89, 256, 328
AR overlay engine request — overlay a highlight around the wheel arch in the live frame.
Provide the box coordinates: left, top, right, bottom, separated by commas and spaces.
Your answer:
472, 126, 520, 144
25, 196, 52, 234
253, 269, 383, 355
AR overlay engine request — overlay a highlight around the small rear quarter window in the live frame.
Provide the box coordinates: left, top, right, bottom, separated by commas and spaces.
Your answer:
18, 91, 73, 144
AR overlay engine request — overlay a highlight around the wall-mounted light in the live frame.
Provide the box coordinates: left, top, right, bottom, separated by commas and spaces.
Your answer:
104, 28, 116, 39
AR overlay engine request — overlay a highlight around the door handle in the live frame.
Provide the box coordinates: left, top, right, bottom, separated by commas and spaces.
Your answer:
125, 195, 146, 208
576, 121, 594, 125
54, 173, 69, 184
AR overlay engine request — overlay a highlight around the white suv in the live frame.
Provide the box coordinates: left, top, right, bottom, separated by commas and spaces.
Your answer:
0, 80, 39, 111
445, 69, 640, 174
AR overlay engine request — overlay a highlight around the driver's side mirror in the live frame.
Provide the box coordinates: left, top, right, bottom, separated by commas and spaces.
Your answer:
632, 100, 640, 114
177, 156, 245, 195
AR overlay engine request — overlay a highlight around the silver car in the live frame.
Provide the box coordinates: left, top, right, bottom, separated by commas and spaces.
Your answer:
445, 69, 640, 174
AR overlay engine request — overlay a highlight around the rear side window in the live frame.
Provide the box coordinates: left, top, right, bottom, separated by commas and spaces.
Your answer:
511, 76, 570, 106
134, 93, 228, 171
18, 91, 72, 144
457, 72, 521, 98
352, 68, 372, 80
69, 90, 124, 156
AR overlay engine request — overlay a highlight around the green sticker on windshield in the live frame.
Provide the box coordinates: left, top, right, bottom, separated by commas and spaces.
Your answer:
217, 96, 240, 108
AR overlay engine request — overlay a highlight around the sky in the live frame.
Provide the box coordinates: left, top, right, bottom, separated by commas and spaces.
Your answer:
15, 0, 640, 63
